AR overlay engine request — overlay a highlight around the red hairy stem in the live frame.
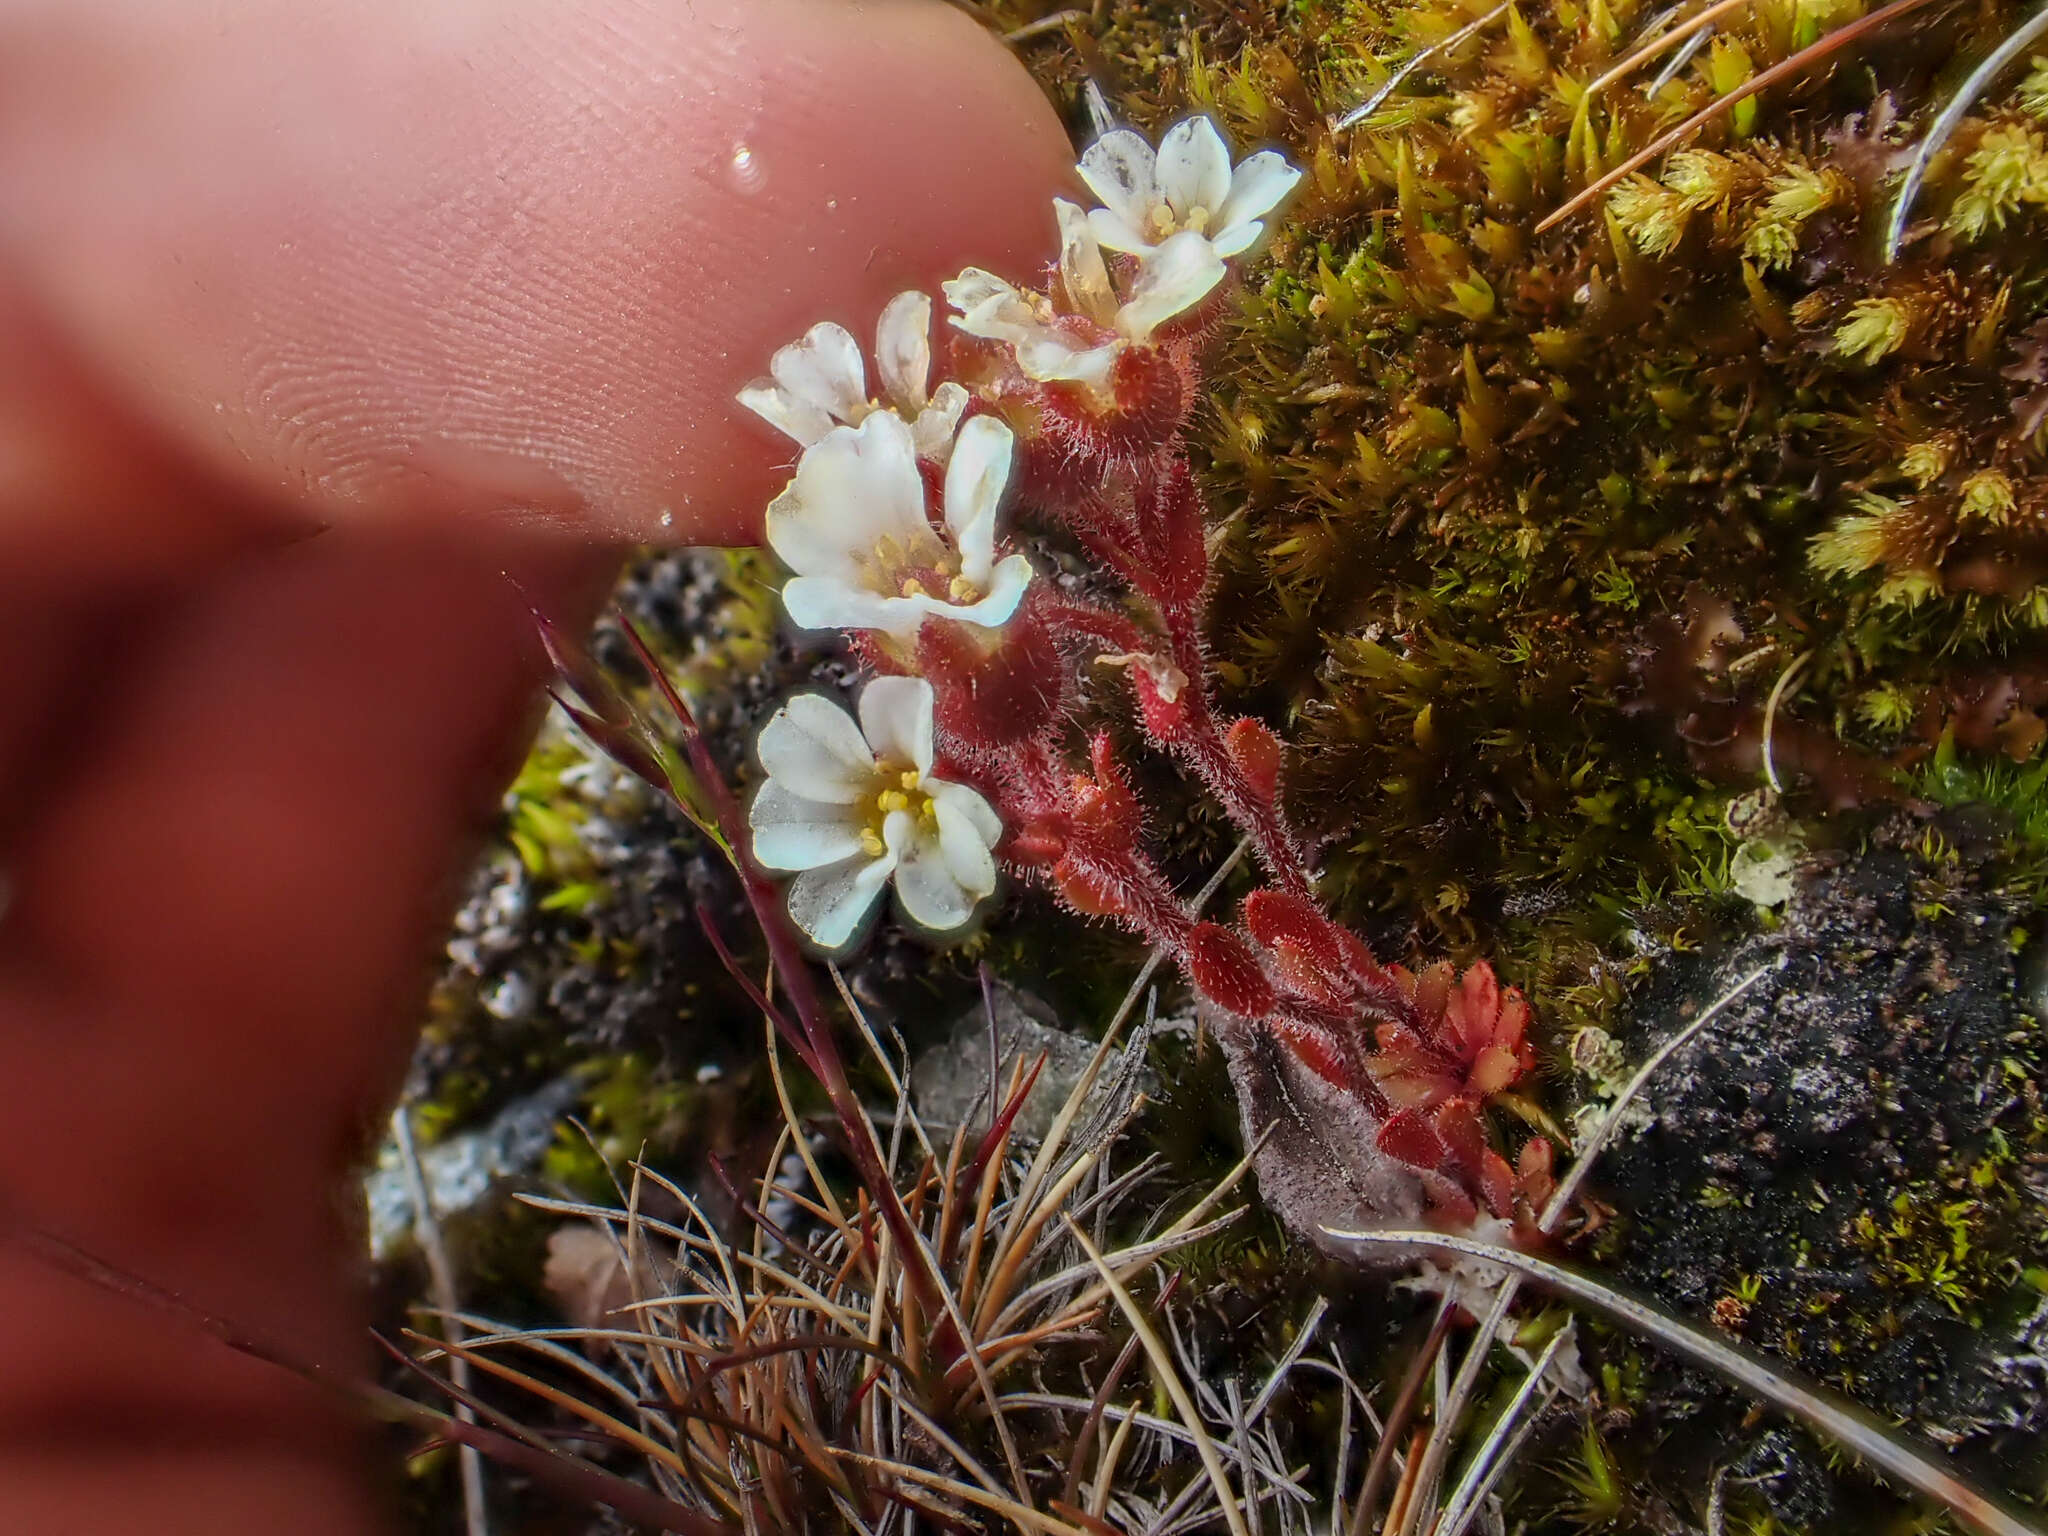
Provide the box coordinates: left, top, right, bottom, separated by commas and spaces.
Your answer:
1032, 590, 1150, 656
613, 615, 948, 1322
1160, 632, 1315, 898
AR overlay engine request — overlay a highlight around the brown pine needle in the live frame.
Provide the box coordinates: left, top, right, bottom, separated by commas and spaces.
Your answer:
1582, 0, 1754, 102
1537, 0, 1947, 233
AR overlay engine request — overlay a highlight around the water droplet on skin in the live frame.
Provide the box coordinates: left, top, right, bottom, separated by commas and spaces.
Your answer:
658, 509, 675, 529
727, 143, 766, 194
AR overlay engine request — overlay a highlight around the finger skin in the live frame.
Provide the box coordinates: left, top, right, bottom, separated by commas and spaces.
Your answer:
0, 2, 1074, 1531
0, 0, 1075, 555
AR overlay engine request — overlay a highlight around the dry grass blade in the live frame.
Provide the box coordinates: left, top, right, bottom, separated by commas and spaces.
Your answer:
1432, 1321, 1576, 1536
420, 1330, 695, 1479
1061, 1216, 1252, 1536
1324, 1230, 2046, 1536
1883, 1, 2048, 260
1537, 0, 1947, 232
829, 1448, 1093, 1536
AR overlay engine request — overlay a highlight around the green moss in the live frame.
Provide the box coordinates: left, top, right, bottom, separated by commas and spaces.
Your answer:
995, 0, 2048, 1052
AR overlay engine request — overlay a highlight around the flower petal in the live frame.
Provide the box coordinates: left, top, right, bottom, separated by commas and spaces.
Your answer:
736, 381, 835, 446
756, 693, 877, 804
765, 413, 929, 579
1209, 220, 1265, 259
942, 414, 1014, 589
1088, 205, 1155, 254
885, 810, 978, 933
1116, 230, 1226, 341
928, 780, 1000, 897
874, 290, 933, 416
911, 382, 970, 461
780, 576, 923, 640
1156, 116, 1232, 222
1216, 149, 1303, 238
787, 853, 894, 949
943, 267, 1018, 318
1056, 198, 1118, 324
768, 321, 867, 421
858, 676, 935, 777
1014, 333, 1123, 390
1078, 128, 1159, 227
749, 780, 869, 870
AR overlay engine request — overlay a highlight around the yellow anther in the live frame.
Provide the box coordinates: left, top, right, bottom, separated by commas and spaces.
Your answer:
947, 575, 978, 602
900, 577, 928, 597
1186, 205, 1211, 234
877, 789, 912, 815
1149, 204, 1177, 236
859, 827, 886, 857
899, 770, 922, 791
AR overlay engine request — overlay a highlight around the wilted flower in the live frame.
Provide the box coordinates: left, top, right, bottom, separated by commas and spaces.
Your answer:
739, 291, 970, 460
1078, 115, 1301, 263
766, 410, 1032, 642
749, 678, 1001, 948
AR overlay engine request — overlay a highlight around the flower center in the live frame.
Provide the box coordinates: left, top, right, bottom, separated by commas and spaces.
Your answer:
1149, 202, 1212, 238
858, 532, 953, 599
858, 767, 937, 856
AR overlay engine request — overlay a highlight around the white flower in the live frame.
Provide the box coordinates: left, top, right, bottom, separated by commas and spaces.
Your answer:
750, 678, 1002, 947
1079, 115, 1302, 262
944, 265, 1127, 393
739, 291, 970, 460
766, 408, 1032, 642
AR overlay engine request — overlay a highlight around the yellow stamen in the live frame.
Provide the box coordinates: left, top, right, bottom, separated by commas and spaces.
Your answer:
947, 575, 978, 602
877, 789, 912, 815
899, 770, 922, 791
900, 577, 928, 597
859, 827, 886, 857
1149, 204, 1177, 236
1186, 205, 1211, 234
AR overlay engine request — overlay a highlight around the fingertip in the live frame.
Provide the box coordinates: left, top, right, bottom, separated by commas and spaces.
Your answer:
0, 0, 1079, 552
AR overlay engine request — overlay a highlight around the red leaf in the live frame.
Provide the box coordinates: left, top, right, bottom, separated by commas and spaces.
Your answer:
1186, 922, 1277, 1018
1268, 1018, 1353, 1088
1375, 1107, 1448, 1171
1053, 854, 1130, 918
1071, 733, 1141, 840
1443, 961, 1502, 1057
1468, 1044, 1524, 1097
1243, 890, 1352, 1005
1225, 717, 1283, 802
1407, 961, 1454, 1037
1131, 658, 1191, 741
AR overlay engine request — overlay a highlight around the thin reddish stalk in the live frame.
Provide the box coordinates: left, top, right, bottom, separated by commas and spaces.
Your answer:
613, 614, 949, 1324
1165, 626, 1315, 898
